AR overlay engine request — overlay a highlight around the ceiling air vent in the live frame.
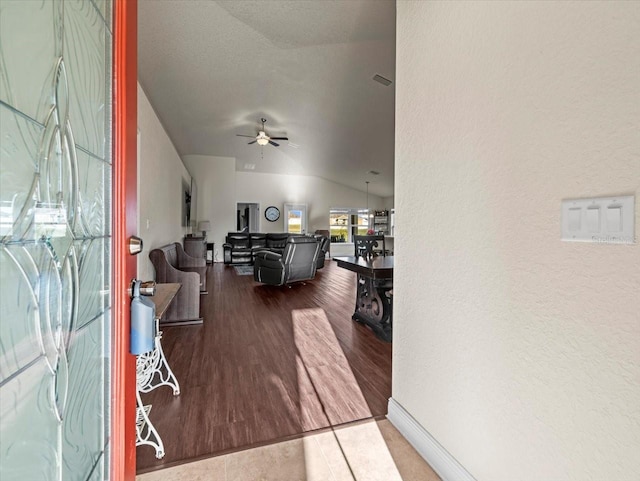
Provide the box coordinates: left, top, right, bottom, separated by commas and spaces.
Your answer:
244, 163, 256, 170
372, 74, 392, 87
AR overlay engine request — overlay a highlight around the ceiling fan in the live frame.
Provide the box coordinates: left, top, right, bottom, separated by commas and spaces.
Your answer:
236, 118, 289, 147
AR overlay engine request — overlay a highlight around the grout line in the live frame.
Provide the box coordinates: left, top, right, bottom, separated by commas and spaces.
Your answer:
314, 435, 341, 481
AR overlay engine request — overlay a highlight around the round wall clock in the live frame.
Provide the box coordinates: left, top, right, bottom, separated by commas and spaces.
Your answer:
265, 206, 280, 222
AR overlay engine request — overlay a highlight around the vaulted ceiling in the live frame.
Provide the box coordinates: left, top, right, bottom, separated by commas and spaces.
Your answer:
138, 0, 396, 198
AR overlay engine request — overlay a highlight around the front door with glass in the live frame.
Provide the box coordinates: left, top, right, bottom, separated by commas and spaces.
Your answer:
0, 1, 113, 479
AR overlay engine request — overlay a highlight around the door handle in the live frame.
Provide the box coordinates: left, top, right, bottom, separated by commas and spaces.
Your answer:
127, 279, 156, 298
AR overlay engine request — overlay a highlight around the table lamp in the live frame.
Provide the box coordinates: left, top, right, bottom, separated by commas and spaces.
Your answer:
198, 220, 211, 237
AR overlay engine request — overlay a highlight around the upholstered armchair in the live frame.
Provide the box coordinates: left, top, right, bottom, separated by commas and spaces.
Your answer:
149, 243, 204, 324
253, 236, 320, 286
175, 242, 207, 293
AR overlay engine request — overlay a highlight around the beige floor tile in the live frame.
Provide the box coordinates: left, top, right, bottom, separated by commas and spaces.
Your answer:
136, 456, 225, 481
311, 431, 356, 480
225, 436, 336, 481
377, 419, 442, 481
302, 435, 345, 481
135, 419, 441, 481
315, 420, 403, 481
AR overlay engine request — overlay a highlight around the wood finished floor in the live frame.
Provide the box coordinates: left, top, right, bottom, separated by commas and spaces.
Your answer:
136, 261, 392, 472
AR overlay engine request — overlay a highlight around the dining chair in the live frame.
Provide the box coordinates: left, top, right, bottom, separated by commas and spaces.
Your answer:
354, 235, 386, 258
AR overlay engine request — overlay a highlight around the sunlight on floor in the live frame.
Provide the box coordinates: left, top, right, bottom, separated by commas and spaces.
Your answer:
136, 308, 441, 480
289, 308, 402, 478
291, 308, 372, 428
302, 420, 404, 481
136, 419, 441, 481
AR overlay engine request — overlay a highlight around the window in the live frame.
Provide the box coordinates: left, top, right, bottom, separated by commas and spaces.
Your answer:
284, 203, 307, 234
329, 208, 371, 243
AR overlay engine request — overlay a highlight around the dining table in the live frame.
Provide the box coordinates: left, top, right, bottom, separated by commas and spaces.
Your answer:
333, 256, 393, 342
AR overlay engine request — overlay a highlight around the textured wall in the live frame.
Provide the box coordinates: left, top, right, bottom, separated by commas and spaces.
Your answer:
178, 159, 384, 260
235, 170, 383, 232
235, 171, 384, 257
393, 2, 640, 481
182, 154, 237, 260
137, 84, 192, 280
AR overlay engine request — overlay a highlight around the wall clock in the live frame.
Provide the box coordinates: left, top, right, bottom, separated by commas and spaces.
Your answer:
265, 206, 280, 222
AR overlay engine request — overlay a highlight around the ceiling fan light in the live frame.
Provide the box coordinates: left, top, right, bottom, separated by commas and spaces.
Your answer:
257, 137, 269, 146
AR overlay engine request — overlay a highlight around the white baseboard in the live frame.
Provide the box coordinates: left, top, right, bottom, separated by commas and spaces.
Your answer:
387, 398, 477, 481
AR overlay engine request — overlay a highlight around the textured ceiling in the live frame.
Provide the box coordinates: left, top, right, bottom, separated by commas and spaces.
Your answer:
138, 0, 396, 197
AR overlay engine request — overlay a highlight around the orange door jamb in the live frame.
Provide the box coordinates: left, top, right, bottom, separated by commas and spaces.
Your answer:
112, 0, 138, 479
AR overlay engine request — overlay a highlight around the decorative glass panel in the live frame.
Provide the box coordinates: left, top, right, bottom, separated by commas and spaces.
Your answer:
62, 315, 106, 480
0, 0, 112, 479
0, 358, 60, 480
0, 1, 61, 124
64, 0, 107, 160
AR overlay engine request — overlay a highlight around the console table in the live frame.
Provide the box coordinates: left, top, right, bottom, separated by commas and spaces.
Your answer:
334, 256, 394, 342
135, 283, 182, 459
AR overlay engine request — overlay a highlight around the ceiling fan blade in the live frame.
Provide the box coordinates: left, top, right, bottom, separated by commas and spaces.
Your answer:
268, 140, 280, 147
248, 140, 257, 145
237, 134, 256, 138
269, 137, 289, 141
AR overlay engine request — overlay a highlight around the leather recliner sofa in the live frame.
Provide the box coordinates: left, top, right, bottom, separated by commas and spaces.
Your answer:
223, 232, 328, 267
222, 232, 253, 265
253, 236, 320, 286
313, 234, 330, 269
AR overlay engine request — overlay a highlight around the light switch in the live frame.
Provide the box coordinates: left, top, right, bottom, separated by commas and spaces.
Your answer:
607, 206, 622, 232
586, 207, 600, 232
561, 195, 634, 244
568, 208, 581, 232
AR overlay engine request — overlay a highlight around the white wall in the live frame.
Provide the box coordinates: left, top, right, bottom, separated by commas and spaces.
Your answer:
394, 2, 640, 481
382, 195, 394, 213
236, 171, 383, 232
174, 163, 384, 260
182, 155, 236, 260
137, 84, 192, 280
235, 171, 383, 256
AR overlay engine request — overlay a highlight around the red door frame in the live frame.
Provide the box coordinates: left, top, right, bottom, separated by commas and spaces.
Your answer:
112, 0, 138, 479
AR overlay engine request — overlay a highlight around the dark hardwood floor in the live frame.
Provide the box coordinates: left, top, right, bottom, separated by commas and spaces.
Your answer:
136, 260, 392, 472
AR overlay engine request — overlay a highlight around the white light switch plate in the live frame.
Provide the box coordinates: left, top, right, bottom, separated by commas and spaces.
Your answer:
561, 195, 635, 244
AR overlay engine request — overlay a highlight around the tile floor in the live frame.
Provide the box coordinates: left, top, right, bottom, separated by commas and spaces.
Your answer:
137, 419, 441, 481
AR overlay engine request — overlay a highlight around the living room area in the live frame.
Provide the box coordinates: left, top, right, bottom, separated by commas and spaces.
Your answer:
133, 0, 640, 479
135, 256, 395, 468
135, 77, 402, 474
2, 0, 636, 480
134, 0, 401, 475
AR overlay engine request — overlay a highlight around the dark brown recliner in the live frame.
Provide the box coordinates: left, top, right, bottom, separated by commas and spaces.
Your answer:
223, 233, 252, 265
253, 236, 320, 286
149, 243, 205, 324
313, 234, 330, 268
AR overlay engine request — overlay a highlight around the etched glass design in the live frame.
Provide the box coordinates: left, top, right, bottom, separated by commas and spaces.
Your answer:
0, 0, 112, 479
